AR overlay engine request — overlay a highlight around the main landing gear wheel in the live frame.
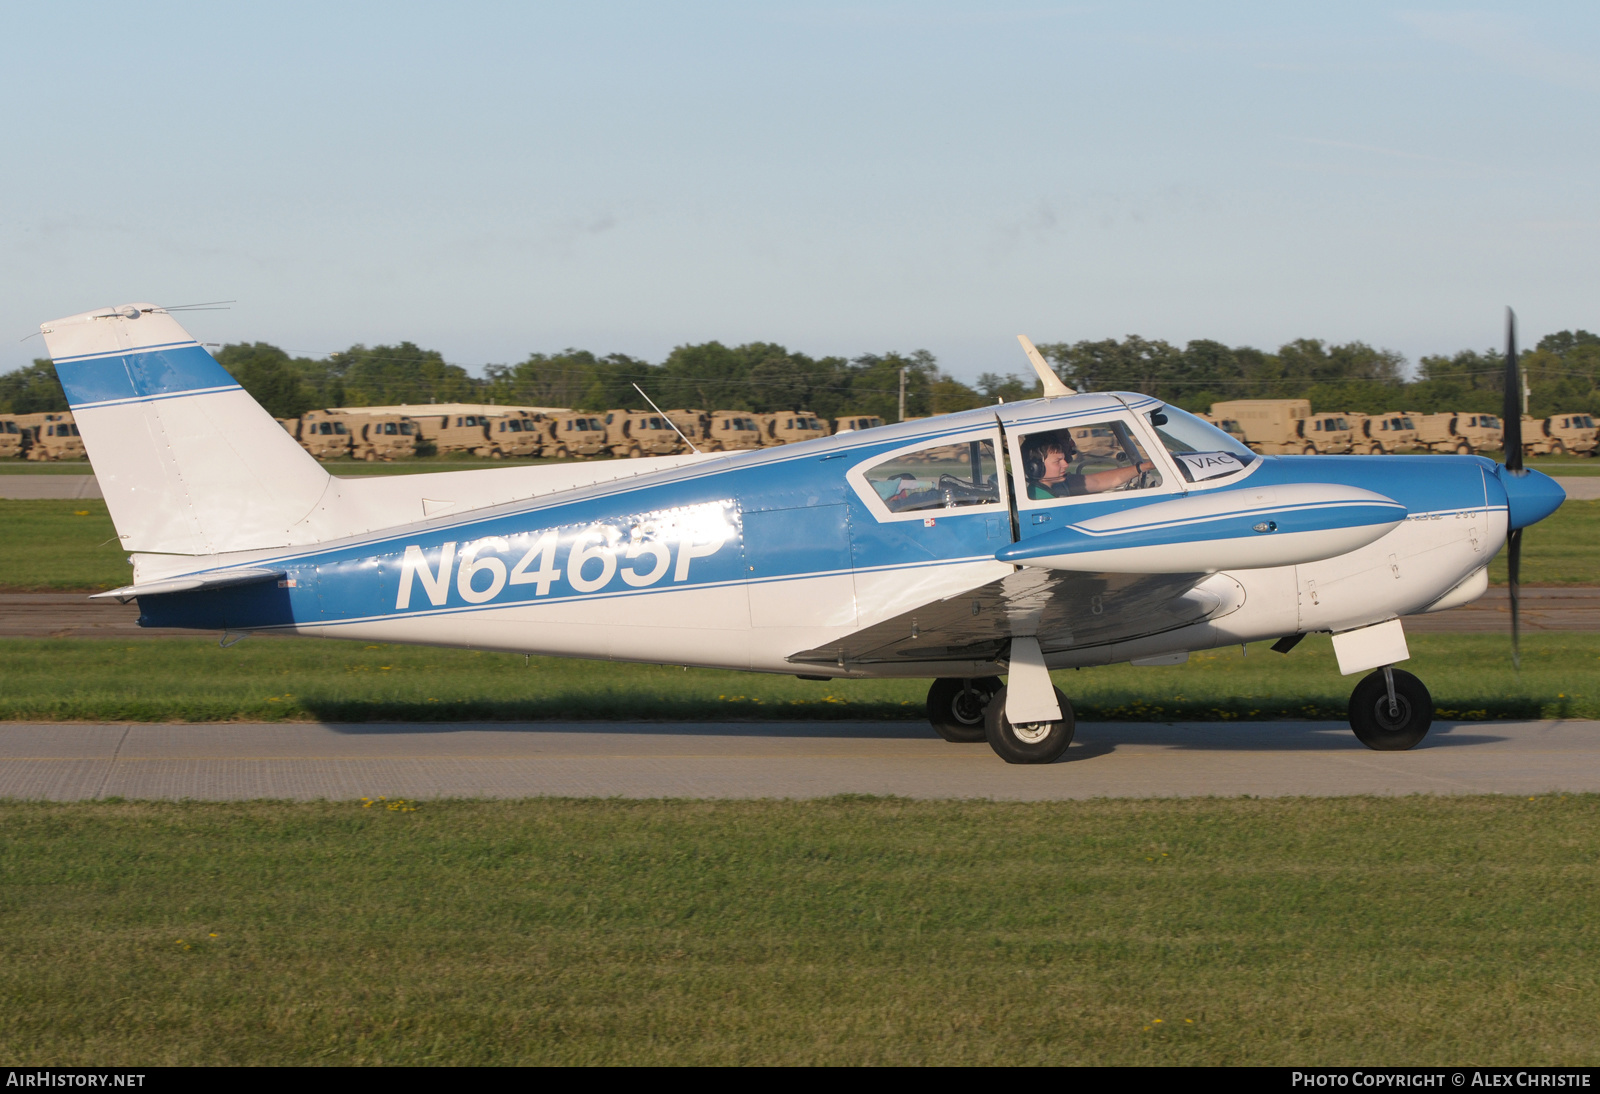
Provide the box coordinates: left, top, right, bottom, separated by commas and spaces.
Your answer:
1348, 668, 1433, 751
926, 677, 1001, 743
984, 685, 1075, 764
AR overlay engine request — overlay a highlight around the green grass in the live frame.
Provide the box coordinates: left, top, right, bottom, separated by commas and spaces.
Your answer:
0, 633, 1589, 723
1, 795, 1597, 1065
5, 498, 1598, 592
0, 500, 130, 591
1489, 500, 1600, 585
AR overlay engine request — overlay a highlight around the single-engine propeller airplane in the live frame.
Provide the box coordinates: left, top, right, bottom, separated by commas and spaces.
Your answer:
42, 304, 1565, 764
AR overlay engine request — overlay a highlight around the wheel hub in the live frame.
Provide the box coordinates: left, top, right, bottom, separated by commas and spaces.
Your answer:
1012, 721, 1053, 744
950, 691, 986, 726
1371, 694, 1413, 732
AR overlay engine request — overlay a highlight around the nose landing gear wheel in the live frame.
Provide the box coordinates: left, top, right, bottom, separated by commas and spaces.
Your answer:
1348, 668, 1433, 750
984, 685, 1075, 764
926, 677, 1001, 742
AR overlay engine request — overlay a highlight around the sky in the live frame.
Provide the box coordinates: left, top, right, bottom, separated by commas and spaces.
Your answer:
3, 2, 1597, 382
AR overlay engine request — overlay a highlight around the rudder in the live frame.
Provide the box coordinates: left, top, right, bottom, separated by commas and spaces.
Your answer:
41, 303, 331, 555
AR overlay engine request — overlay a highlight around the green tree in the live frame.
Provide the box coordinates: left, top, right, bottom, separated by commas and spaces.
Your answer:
216, 343, 317, 418
976, 372, 1036, 403
0, 360, 69, 414
336, 343, 476, 407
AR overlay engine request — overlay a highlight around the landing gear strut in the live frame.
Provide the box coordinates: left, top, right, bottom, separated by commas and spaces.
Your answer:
926, 677, 1001, 742
1348, 667, 1433, 750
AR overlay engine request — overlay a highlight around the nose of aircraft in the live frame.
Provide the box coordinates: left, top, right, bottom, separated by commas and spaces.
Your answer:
1496, 465, 1566, 530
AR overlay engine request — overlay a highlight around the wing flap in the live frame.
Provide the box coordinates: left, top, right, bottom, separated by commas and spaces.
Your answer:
788, 567, 1219, 667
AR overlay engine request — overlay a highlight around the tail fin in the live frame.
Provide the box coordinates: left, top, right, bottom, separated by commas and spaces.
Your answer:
40, 304, 331, 555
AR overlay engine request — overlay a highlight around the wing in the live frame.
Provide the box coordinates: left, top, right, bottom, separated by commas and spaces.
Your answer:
789, 567, 1220, 668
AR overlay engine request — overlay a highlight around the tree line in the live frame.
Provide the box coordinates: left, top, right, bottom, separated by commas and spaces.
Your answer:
3, 330, 1597, 420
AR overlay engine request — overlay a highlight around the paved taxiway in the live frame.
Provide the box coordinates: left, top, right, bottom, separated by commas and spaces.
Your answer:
2, 719, 1596, 801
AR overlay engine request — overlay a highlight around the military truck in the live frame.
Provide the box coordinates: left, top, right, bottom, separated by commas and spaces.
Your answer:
296, 410, 354, 459
1360, 412, 1419, 453
1199, 412, 1248, 447
1522, 413, 1598, 457
1410, 412, 1501, 455
543, 412, 611, 458
486, 411, 548, 457
761, 411, 829, 446
1303, 413, 1355, 454
404, 411, 498, 457
834, 415, 885, 434
0, 416, 26, 458
347, 414, 420, 461
1342, 413, 1372, 452
707, 411, 764, 451
664, 409, 709, 448
18, 413, 86, 461
608, 411, 687, 458
1208, 400, 1316, 454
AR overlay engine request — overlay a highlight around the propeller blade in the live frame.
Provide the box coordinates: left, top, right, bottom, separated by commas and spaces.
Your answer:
1508, 526, 1522, 671
1504, 307, 1523, 472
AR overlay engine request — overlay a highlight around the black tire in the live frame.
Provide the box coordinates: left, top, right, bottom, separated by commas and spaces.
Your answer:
554, 445, 570, 460
984, 684, 1075, 764
1456, 442, 1471, 455
926, 677, 1001, 743
628, 444, 643, 459
364, 450, 377, 462
1303, 444, 1317, 455
1348, 669, 1433, 751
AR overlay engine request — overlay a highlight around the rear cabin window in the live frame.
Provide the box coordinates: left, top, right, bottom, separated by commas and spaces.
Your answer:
863, 439, 1000, 514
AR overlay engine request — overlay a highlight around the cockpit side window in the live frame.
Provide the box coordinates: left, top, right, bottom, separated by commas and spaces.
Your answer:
1145, 405, 1257, 485
857, 437, 1002, 516
1016, 420, 1162, 501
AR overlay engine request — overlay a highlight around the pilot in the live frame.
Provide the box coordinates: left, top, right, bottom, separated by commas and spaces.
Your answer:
1022, 430, 1155, 499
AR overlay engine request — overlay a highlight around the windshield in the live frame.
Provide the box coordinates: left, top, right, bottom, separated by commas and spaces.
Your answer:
1146, 405, 1256, 484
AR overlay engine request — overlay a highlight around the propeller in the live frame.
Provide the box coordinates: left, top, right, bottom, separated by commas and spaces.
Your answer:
1503, 307, 1523, 669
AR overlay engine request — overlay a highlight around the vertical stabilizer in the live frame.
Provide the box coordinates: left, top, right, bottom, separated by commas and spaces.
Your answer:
40, 304, 331, 555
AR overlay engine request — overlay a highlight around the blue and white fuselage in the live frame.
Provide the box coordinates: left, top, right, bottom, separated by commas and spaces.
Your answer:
41, 303, 1566, 760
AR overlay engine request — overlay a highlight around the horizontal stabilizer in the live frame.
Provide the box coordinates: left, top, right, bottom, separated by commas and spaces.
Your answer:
90, 567, 286, 604
996, 483, 1405, 574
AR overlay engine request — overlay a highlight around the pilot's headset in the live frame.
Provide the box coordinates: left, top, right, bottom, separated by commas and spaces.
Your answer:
1022, 432, 1071, 481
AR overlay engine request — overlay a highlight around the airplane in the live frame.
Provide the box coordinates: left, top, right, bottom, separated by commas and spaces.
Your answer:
40, 304, 1566, 764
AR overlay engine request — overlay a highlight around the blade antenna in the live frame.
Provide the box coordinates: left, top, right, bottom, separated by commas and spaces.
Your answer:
1016, 336, 1074, 398
632, 383, 699, 454
1503, 307, 1523, 670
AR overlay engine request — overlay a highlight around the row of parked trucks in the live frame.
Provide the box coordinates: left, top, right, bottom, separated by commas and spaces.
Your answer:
3, 396, 1592, 462
1202, 400, 1598, 457
271, 404, 889, 461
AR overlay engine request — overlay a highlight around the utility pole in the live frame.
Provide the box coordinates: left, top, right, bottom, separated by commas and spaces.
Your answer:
898, 367, 906, 423
1522, 368, 1530, 417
